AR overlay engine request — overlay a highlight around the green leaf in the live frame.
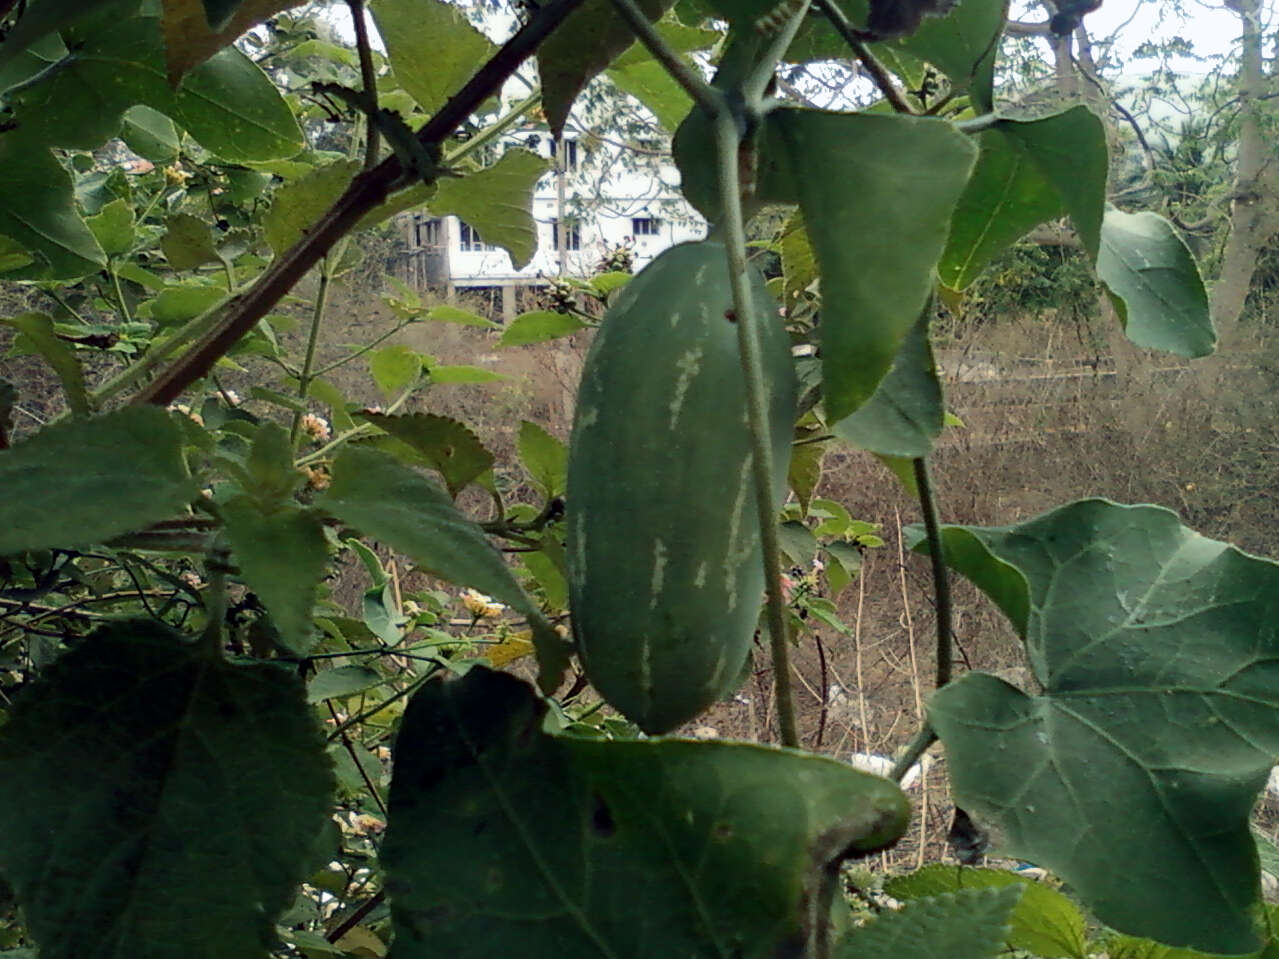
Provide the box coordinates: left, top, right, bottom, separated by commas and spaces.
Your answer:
589, 271, 633, 297
606, 57, 693, 133
120, 103, 180, 161
823, 542, 863, 597
0, 313, 88, 417
777, 520, 818, 568
355, 411, 495, 498
242, 421, 303, 505
307, 665, 386, 704
537, 0, 672, 137
263, 159, 360, 257
0, 621, 334, 959
429, 149, 549, 270
517, 421, 567, 499
940, 107, 1109, 290
148, 283, 225, 324
222, 498, 327, 655
424, 304, 498, 328
0, 407, 196, 554
160, 213, 222, 270
787, 438, 823, 515
885, 865, 1089, 959
1257, 828, 1279, 881
371, 0, 495, 116
834, 886, 1022, 959
160, 0, 315, 82
1097, 208, 1214, 358
0, 234, 36, 273
4, 17, 302, 161
368, 345, 423, 398
316, 447, 536, 620
85, 198, 136, 257
0, 0, 134, 71
769, 109, 976, 421
916, 499, 1279, 954
523, 539, 569, 611
427, 364, 506, 384
780, 211, 817, 308
831, 310, 942, 456
0, 131, 105, 279
499, 310, 589, 346
383, 667, 910, 958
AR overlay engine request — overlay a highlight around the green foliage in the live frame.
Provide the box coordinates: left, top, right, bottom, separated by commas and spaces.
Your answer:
0, 0, 1261, 956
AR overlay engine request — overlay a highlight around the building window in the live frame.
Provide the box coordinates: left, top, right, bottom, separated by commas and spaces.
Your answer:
458, 221, 493, 252
550, 137, 580, 171
552, 219, 581, 251
413, 215, 441, 248
631, 216, 660, 236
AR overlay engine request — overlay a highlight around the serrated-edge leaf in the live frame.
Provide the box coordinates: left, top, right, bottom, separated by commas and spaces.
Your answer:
834, 886, 1023, 959
317, 446, 536, 619
0, 407, 195, 554
429, 149, 548, 270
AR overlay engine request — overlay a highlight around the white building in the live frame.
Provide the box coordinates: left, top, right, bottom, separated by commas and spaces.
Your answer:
396, 130, 706, 318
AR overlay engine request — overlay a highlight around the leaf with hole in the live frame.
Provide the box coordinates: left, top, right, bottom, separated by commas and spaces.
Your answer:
356, 412, 495, 498
382, 667, 909, 959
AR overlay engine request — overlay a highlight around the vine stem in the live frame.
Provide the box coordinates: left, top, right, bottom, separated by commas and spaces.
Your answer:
886, 458, 951, 783
912, 456, 952, 689
346, 0, 380, 171
811, 0, 916, 115
714, 108, 798, 749
608, 0, 718, 114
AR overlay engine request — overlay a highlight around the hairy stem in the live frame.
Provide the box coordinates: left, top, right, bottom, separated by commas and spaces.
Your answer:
742, 0, 812, 103
715, 109, 798, 749
347, 0, 381, 170
608, 0, 718, 114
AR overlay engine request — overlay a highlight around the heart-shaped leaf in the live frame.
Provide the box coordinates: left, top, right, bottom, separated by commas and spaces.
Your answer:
913, 499, 1279, 953
0, 621, 334, 959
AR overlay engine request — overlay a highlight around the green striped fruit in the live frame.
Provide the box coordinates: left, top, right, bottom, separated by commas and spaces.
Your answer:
566, 240, 798, 733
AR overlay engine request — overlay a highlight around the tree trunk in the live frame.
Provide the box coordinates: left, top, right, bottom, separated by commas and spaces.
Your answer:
1210, 0, 1279, 345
